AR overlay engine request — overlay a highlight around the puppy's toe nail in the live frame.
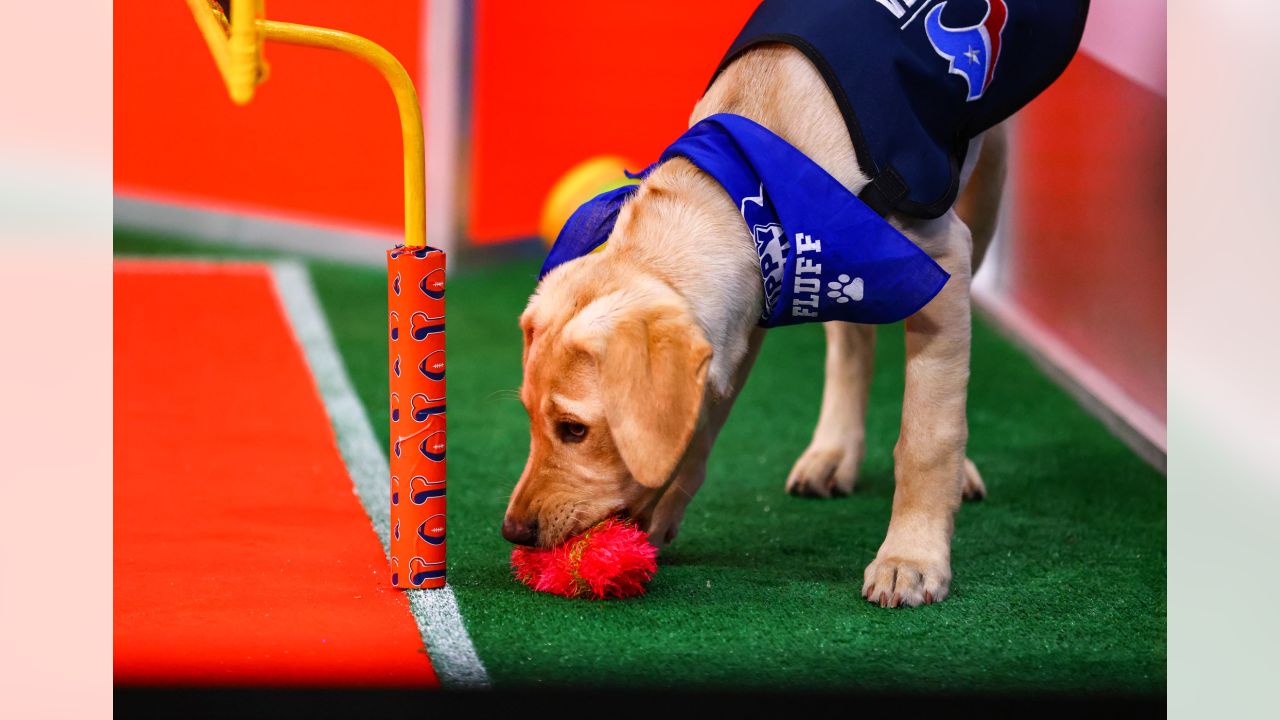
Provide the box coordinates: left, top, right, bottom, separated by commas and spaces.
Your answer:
891, 592, 902, 608
924, 590, 933, 604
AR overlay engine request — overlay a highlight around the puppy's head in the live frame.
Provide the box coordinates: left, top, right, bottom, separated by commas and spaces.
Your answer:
502, 256, 712, 547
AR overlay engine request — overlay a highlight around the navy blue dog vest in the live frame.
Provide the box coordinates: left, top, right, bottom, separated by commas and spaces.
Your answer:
712, 0, 1090, 218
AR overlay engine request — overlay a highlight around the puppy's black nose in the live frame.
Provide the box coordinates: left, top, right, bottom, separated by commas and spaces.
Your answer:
502, 516, 539, 546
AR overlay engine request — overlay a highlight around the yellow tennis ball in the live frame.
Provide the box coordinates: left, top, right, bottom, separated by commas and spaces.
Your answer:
540, 155, 639, 247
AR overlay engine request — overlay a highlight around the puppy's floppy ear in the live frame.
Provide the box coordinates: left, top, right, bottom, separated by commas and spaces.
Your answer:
519, 308, 535, 370
577, 296, 713, 488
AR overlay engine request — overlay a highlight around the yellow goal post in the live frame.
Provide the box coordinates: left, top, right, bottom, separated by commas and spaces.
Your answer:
183, 0, 426, 248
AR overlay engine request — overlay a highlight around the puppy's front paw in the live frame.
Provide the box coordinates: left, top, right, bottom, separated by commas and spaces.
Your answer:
861, 532, 952, 608
641, 496, 689, 550
645, 516, 683, 549
785, 443, 861, 498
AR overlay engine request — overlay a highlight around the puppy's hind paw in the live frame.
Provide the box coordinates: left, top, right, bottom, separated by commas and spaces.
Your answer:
962, 457, 987, 501
785, 443, 860, 498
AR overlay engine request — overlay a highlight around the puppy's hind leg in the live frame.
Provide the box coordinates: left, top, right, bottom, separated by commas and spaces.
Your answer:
786, 322, 875, 498
952, 123, 1007, 501
954, 123, 1008, 275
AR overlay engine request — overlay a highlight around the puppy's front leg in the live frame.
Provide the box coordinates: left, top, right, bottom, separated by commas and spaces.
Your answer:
644, 420, 714, 549
863, 214, 972, 608
644, 329, 766, 548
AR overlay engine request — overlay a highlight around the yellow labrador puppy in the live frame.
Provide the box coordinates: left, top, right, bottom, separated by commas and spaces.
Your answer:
504, 43, 1007, 608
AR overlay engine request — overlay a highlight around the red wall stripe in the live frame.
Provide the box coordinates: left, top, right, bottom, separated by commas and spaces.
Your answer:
1008, 53, 1167, 423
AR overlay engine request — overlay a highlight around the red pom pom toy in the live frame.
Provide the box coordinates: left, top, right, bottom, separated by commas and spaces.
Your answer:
511, 518, 658, 599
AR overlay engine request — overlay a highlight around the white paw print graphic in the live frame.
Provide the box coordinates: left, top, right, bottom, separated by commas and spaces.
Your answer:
826, 274, 864, 303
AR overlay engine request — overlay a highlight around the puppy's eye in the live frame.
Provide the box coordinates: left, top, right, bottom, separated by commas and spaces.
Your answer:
557, 421, 588, 443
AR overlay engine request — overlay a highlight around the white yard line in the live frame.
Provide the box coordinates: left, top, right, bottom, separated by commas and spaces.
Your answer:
271, 260, 490, 689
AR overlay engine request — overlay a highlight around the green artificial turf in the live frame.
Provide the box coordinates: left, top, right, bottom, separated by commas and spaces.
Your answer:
116, 229, 1167, 694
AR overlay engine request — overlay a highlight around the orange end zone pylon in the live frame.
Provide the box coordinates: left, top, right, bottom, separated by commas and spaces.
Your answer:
388, 247, 447, 588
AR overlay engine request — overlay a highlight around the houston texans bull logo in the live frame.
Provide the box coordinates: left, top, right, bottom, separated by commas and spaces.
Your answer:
925, 0, 1008, 101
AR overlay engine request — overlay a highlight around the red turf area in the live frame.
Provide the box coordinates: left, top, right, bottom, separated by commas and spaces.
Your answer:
114, 260, 437, 687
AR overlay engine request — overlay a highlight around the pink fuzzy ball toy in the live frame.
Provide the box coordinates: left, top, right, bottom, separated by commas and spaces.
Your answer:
510, 518, 658, 599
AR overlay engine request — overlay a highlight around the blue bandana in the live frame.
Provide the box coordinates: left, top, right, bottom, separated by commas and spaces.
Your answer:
539, 113, 948, 327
